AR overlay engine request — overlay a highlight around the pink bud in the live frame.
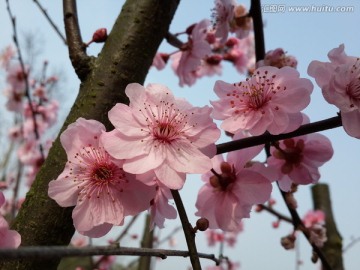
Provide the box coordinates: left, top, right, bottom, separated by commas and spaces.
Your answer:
92, 28, 108, 43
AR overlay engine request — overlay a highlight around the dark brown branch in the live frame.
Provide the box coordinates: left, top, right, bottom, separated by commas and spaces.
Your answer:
257, 204, 292, 223
165, 32, 184, 49
216, 116, 342, 154
278, 186, 333, 270
171, 190, 202, 270
249, 0, 265, 62
63, 0, 91, 81
0, 246, 219, 264
33, 0, 67, 45
312, 184, 344, 270
5, 0, 45, 161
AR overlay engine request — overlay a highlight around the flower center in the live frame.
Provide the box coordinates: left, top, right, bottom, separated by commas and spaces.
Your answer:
346, 58, 360, 108
210, 162, 237, 191
91, 165, 113, 181
67, 144, 126, 201
227, 70, 284, 115
139, 98, 195, 145
273, 139, 304, 174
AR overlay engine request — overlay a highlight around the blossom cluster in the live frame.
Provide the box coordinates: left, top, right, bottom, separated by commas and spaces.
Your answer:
46, 44, 360, 239
1, 46, 59, 187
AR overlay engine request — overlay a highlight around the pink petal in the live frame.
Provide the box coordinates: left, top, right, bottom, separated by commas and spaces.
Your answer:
125, 83, 147, 109
341, 110, 360, 138
48, 169, 80, 207
108, 103, 146, 136
155, 163, 186, 190
101, 130, 148, 159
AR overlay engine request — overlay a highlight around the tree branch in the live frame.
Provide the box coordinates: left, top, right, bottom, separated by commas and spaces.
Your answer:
216, 116, 342, 155
171, 190, 202, 270
33, 0, 67, 45
0, 246, 219, 264
63, 0, 91, 81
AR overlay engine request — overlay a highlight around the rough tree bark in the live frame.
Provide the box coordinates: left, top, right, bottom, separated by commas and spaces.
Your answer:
312, 183, 344, 270
1, 0, 179, 269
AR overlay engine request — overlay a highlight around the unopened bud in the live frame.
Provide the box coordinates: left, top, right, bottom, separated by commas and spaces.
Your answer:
196, 218, 209, 231
93, 28, 107, 43
281, 234, 296, 250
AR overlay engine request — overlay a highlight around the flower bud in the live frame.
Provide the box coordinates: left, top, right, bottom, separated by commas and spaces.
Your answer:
92, 28, 108, 43
196, 218, 209, 231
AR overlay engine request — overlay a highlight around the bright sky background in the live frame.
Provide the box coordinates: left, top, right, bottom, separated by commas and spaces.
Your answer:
1, 0, 360, 269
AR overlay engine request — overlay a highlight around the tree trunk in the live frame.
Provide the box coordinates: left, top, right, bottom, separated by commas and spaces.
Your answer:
1, 0, 179, 269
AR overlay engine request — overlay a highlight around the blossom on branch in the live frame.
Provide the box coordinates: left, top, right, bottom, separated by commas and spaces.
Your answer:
211, 66, 313, 135
308, 44, 360, 138
101, 83, 220, 190
48, 118, 155, 237
195, 136, 272, 231
172, 19, 212, 86
267, 133, 333, 192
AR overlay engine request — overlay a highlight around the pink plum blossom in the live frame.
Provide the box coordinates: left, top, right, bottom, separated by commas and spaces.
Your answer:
173, 19, 212, 86
0, 192, 21, 248
308, 44, 360, 138
152, 53, 169, 70
148, 179, 177, 229
195, 138, 272, 231
48, 118, 156, 237
212, 0, 236, 43
212, 0, 252, 43
257, 48, 297, 69
211, 66, 313, 135
302, 210, 325, 228
267, 133, 333, 192
101, 83, 220, 190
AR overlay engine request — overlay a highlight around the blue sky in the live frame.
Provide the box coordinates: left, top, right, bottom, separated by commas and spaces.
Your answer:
1, 0, 360, 269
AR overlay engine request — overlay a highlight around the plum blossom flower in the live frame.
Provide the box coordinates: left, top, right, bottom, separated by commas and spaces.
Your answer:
0, 191, 21, 248
267, 133, 333, 192
257, 48, 297, 69
148, 178, 177, 229
308, 44, 360, 138
48, 118, 156, 237
152, 53, 169, 70
212, 0, 252, 43
195, 138, 272, 231
302, 210, 325, 228
101, 83, 220, 190
212, 0, 237, 43
173, 19, 212, 86
211, 66, 313, 135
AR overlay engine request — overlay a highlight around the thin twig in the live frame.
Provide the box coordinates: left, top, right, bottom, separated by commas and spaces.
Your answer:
114, 214, 140, 243
5, 0, 45, 161
216, 116, 342, 155
257, 204, 293, 224
171, 190, 202, 270
33, 0, 67, 45
156, 226, 182, 246
0, 246, 219, 264
63, 0, 91, 80
278, 186, 333, 270
165, 32, 184, 49
249, 1, 333, 269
